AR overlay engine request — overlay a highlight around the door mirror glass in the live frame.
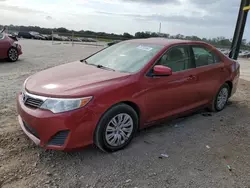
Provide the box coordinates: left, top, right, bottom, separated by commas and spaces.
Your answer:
153, 65, 172, 76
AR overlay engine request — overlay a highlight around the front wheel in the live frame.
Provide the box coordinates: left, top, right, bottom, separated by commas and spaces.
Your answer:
94, 104, 138, 152
210, 83, 230, 112
7, 47, 19, 62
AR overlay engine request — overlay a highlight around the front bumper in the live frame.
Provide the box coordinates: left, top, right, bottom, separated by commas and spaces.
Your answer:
17, 93, 99, 151
18, 116, 40, 145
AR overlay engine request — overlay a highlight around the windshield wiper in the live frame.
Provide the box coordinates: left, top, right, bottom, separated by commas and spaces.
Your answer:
96, 64, 115, 71
81, 59, 88, 64
83, 60, 115, 71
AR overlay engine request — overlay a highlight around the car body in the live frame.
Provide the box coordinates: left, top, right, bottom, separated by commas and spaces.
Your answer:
51, 34, 64, 41
18, 31, 45, 40
0, 33, 22, 62
29, 32, 46, 40
18, 31, 32, 39
79, 37, 89, 42
60, 36, 71, 41
41, 34, 51, 40
87, 38, 98, 42
79, 37, 97, 42
239, 50, 250, 58
71, 37, 82, 42
17, 38, 240, 152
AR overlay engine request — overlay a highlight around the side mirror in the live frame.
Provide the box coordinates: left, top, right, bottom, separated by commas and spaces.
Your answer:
153, 65, 172, 76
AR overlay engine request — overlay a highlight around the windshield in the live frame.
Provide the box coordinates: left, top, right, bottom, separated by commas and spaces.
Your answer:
0, 33, 3, 40
85, 42, 164, 73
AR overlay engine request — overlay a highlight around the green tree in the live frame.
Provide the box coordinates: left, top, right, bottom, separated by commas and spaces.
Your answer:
123, 32, 133, 39
56, 27, 68, 33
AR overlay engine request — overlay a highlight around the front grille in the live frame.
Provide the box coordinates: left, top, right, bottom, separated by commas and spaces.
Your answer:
23, 121, 40, 138
24, 97, 43, 108
47, 130, 69, 146
22, 93, 44, 108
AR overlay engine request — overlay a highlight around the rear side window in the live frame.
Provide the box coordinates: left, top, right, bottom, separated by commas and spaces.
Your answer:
192, 46, 221, 67
157, 46, 194, 72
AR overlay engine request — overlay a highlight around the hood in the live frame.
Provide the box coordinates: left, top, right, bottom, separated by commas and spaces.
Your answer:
25, 61, 131, 97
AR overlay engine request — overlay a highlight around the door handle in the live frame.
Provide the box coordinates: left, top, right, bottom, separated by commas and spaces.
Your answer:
187, 75, 196, 80
220, 67, 225, 72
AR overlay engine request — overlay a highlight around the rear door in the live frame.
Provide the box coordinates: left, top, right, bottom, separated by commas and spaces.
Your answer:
0, 33, 9, 58
190, 44, 226, 104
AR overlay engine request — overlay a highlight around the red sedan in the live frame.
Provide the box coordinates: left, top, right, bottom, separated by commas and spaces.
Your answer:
17, 38, 240, 152
0, 33, 22, 62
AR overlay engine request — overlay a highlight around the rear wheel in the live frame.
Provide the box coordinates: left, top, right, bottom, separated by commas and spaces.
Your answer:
7, 47, 19, 62
94, 104, 138, 152
210, 83, 230, 112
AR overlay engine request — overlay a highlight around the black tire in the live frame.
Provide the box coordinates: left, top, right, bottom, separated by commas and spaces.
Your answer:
7, 47, 19, 62
94, 103, 138, 152
210, 83, 230, 112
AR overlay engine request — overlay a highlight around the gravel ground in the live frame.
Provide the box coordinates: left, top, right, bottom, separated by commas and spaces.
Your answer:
0, 40, 250, 188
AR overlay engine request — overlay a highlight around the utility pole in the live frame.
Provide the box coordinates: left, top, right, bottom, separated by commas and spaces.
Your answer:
52, 30, 54, 45
159, 22, 161, 33
229, 0, 250, 60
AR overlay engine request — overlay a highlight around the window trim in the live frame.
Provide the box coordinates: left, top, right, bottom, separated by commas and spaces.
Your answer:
0, 33, 4, 40
146, 44, 193, 77
190, 45, 222, 69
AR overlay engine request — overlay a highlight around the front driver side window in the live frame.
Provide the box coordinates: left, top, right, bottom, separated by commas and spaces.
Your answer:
157, 46, 194, 72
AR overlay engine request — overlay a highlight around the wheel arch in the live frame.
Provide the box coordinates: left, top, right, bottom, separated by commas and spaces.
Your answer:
93, 100, 141, 152
122, 101, 140, 117
8, 46, 18, 52
95, 100, 141, 133
109, 101, 141, 128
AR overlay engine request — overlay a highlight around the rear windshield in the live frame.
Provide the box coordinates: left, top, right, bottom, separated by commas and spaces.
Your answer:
86, 42, 164, 73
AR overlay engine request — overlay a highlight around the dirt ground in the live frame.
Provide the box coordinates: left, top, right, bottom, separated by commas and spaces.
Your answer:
0, 40, 250, 188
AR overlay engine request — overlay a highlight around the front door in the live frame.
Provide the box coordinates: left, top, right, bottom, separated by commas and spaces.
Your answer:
142, 45, 202, 124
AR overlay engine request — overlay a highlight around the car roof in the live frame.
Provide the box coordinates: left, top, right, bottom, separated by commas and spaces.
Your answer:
125, 37, 208, 47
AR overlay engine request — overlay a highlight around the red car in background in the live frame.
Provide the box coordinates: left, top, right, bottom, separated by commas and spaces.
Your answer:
0, 32, 22, 62
17, 38, 240, 152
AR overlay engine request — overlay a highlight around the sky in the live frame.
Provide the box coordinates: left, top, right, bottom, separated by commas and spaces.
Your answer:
0, 0, 249, 40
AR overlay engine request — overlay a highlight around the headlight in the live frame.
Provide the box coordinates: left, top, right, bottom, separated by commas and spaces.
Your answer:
40, 96, 92, 113
13, 41, 18, 47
